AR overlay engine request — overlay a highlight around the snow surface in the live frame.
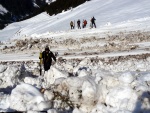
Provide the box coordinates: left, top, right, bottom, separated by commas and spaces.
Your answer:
46, 0, 56, 4
1, 0, 150, 40
0, 4, 8, 15
0, 0, 150, 112
0, 59, 149, 112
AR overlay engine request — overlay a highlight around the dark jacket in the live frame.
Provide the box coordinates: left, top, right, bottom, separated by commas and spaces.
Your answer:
42, 51, 56, 65
77, 20, 80, 25
91, 17, 96, 23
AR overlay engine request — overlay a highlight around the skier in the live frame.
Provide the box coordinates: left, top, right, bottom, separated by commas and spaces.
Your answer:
91, 16, 96, 28
70, 21, 74, 29
83, 19, 87, 28
40, 46, 56, 72
77, 19, 81, 29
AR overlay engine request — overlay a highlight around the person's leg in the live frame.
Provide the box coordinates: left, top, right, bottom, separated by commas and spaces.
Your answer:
44, 63, 50, 71
92, 23, 93, 28
44, 64, 47, 71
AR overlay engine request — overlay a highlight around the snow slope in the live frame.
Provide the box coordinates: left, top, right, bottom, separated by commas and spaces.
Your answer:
0, 4, 8, 15
1, 0, 150, 40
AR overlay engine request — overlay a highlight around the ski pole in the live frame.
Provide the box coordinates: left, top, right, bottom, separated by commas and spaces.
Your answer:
39, 52, 42, 76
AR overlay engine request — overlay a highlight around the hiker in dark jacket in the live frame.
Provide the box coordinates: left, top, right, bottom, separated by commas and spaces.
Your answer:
42, 46, 56, 71
77, 19, 81, 29
91, 16, 96, 28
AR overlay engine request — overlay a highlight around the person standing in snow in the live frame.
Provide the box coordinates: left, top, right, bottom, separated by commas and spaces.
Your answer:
91, 16, 96, 28
70, 21, 74, 29
83, 19, 87, 28
40, 46, 56, 72
77, 19, 81, 29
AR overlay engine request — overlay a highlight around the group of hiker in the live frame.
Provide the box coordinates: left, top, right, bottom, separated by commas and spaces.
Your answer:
39, 17, 97, 74
70, 16, 96, 29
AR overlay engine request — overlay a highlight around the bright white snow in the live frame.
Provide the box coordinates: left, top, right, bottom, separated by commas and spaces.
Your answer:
1, 0, 150, 40
0, 58, 149, 112
0, 0, 150, 113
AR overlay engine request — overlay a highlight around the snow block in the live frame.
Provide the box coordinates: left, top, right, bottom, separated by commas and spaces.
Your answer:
47, 109, 58, 113
0, 65, 7, 73
44, 66, 69, 87
10, 83, 45, 111
105, 86, 138, 111
119, 72, 134, 84
0, 66, 20, 88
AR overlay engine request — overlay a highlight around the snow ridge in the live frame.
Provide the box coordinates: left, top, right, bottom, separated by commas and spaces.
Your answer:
0, 5, 8, 15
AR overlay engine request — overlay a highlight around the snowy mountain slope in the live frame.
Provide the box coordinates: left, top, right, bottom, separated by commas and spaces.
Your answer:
1, 0, 150, 41
0, 4, 8, 15
0, 0, 50, 30
45, 0, 56, 4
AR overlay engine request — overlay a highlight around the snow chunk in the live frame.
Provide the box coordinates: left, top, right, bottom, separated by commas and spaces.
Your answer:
47, 109, 58, 113
81, 78, 98, 112
119, 72, 134, 84
24, 77, 43, 88
44, 90, 54, 100
38, 101, 52, 111
0, 65, 7, 73
0, 93, 10, 110
10, 83, 45, 111
139, 73, 150, 82
44, 66, 69, 87
105, 86, 138, 111
73, 108, 83, 113
79, 58, 91, 66
0, 66, 20, 88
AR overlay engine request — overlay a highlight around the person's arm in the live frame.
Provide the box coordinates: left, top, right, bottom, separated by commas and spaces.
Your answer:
51, 52, 56, 62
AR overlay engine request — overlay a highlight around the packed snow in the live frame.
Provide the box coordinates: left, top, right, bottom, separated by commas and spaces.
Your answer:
0, 0, 150, 112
